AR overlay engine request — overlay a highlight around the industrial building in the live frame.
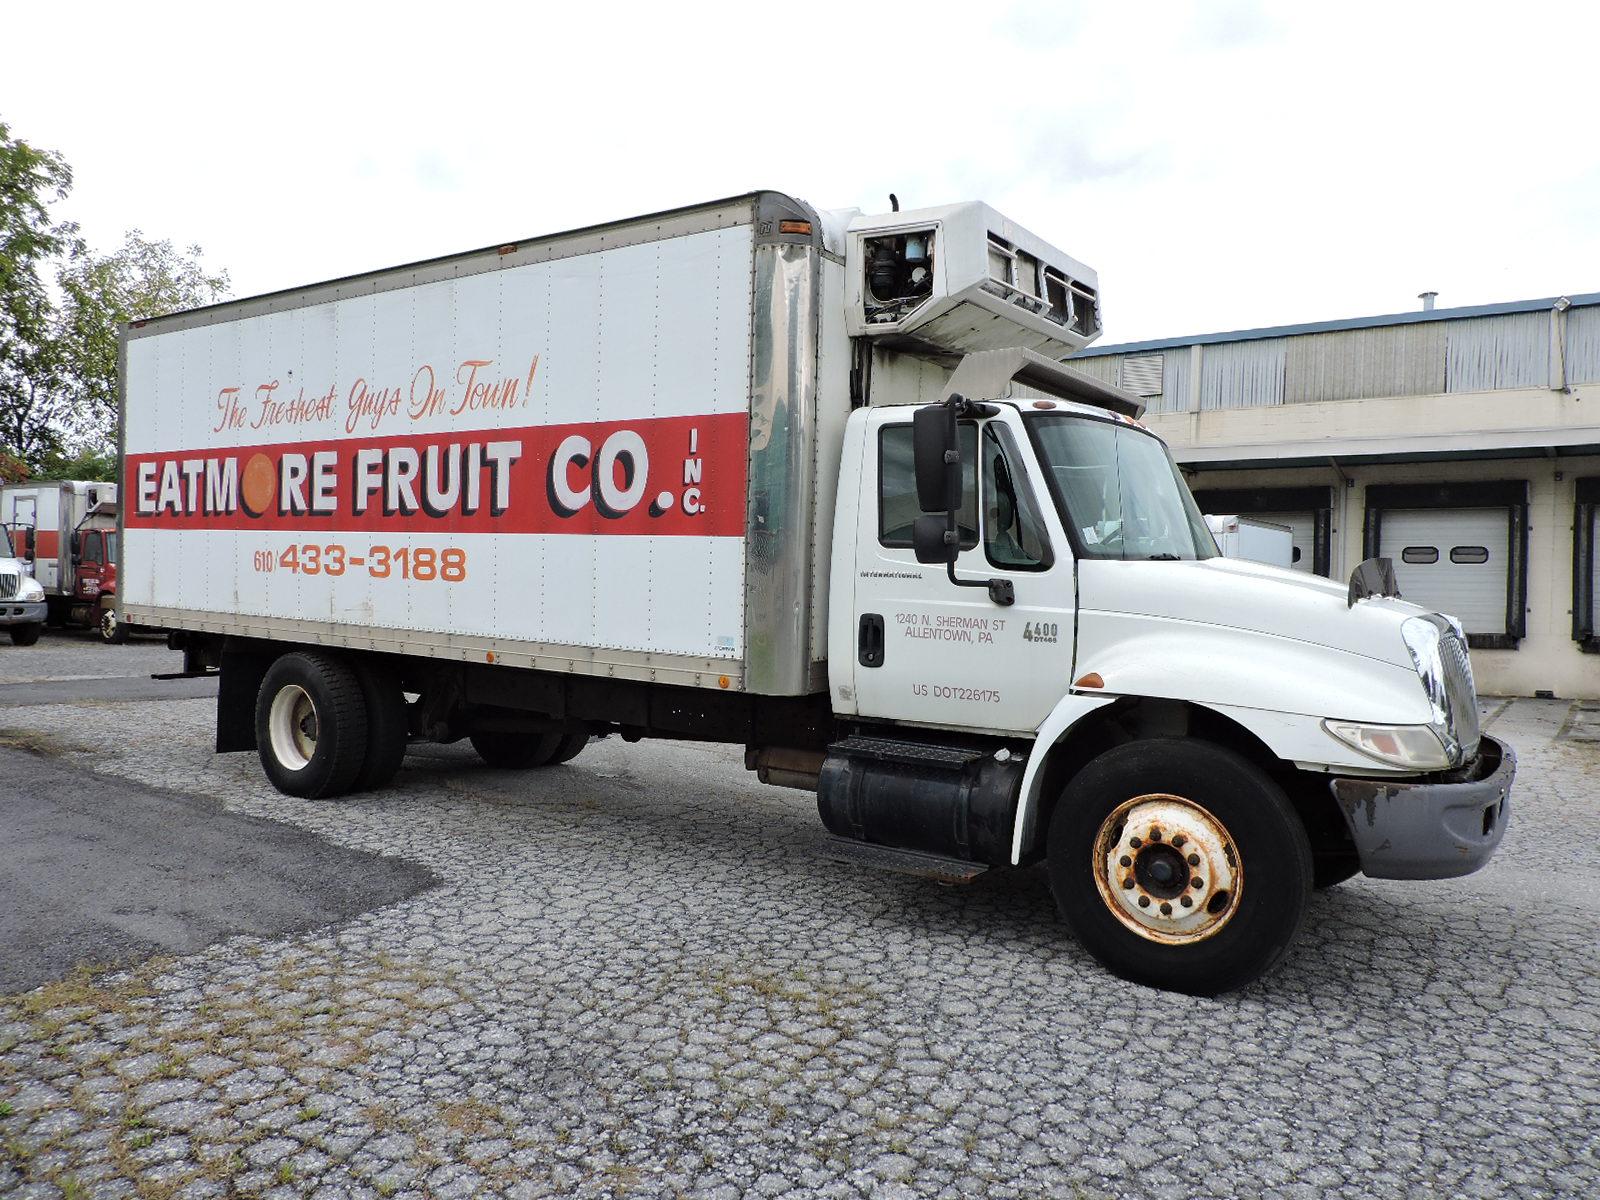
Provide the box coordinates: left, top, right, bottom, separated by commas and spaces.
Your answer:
1072, 291, 1600, 699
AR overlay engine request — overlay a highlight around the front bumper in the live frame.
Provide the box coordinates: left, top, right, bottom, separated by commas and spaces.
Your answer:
0, 600, 46, 627
1329, 734, 1514, 880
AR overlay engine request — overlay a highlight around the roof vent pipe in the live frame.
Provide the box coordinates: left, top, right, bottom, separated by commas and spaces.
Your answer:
1419, 291, 1438, 312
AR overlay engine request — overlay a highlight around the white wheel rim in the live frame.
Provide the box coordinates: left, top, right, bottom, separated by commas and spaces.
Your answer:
268, 684, 318, 771
101, 609, 117, 637
1092, 794, 1242, 945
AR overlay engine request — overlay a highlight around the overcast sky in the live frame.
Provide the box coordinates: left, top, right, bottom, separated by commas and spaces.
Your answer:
6, 0, 1596, 345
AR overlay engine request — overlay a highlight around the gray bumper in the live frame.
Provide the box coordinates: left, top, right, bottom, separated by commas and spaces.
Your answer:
1329, 735, 1514, 881
0, 600, 46, 627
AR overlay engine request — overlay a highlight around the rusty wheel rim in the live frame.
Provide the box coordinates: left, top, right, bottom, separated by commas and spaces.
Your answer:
1091, 794, 1242, 945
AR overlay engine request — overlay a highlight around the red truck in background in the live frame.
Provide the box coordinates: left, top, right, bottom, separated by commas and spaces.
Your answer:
1, 481, 131, 643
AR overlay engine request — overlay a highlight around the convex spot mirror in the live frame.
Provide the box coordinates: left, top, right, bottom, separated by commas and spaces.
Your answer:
912, 514, 951, 565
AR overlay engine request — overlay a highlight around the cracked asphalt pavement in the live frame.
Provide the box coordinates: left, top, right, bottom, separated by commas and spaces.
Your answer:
0, 633, 1596, 1198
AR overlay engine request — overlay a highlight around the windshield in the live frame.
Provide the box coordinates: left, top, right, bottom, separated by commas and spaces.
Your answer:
1026, 413, 1217, 561
0, 526, 11, 559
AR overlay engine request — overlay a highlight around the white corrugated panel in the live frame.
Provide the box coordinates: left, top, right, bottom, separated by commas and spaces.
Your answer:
1147, 347, 1191, 414
1067, 354, 1120, 385
1446, 312, 1548, 392
1565, 306, 1600, 385
1253, 511, 1316, 572
1380, 509, 1508, 634
1283, 324, 1446, 403
1200, 339, 1286, 410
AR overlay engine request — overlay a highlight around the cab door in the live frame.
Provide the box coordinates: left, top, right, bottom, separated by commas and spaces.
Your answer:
75, 531, 106, 601
850, 407, 1076, 735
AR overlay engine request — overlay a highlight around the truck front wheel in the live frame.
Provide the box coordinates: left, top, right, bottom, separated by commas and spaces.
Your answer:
99, 606, 129, 644
1046, 738, 1313, 996
9, 623, 43, 646
255, 653, 370, 798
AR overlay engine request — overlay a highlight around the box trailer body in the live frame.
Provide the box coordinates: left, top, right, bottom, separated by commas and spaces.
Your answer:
2, 480, 118, 595
121, 191, 1513, 995
123, 195, 841, 695
1, 480, 121, 637
1205, 514, 1294, 570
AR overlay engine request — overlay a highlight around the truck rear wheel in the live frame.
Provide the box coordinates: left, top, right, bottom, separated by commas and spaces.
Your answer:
470, 731, 563, 769
9, 624, 43, 646
1046, 738, 1313, 996
255, 652, 369, 799
547, 733, 589, 764
353, 661, 408, 791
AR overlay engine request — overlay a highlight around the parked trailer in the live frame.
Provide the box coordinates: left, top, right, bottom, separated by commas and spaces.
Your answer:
1, 481, 126, 641
1205, 514, 1294, 570
121, 191, 1513, 994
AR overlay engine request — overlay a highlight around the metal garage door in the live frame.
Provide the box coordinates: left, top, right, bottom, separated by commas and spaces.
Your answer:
1380, 509, 1508, 635
1252, 511, 1315, 573
1592, 507, 1600, 634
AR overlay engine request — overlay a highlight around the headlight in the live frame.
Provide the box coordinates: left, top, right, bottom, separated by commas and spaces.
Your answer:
1323, 719, 1453, 770
1401, 615, 1464, 766
16, 577, 44, 602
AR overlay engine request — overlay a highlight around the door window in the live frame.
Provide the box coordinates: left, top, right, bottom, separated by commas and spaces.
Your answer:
81, 533, 103, 565
981, 423, 1052, 571
878, 423, 978, 549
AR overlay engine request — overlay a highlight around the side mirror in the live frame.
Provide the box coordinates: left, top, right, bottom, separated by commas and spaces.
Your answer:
913, 403, 961, 514
906, 393, 1014, 607
912, 514, 951, 565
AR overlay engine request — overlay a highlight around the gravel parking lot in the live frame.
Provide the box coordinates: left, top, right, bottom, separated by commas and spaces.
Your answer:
0, 634, 1596, 1199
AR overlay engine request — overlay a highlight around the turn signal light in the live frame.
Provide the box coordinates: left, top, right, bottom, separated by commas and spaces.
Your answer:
1075, 672, 1105, 689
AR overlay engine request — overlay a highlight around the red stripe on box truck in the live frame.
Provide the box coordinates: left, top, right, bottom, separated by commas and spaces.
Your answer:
124, 413, 748, 538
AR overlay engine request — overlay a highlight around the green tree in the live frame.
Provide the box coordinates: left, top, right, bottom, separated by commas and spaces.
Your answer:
0, 120, 81, 467
0, 122, 228, 475
55, 230, 229, 454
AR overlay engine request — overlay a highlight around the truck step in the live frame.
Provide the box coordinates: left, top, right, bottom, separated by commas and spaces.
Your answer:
829, 735, 986, 772
817, 836, 989, 884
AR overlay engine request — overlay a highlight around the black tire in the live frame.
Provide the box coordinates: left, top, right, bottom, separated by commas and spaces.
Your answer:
1313, 854, 1361, 890
8, 624, 42, 646
547, 733, 589, 765
352, 660, 408, 791
1046, 738, 1313, 996
254, 652, 369, 799
470, 731, 562, 769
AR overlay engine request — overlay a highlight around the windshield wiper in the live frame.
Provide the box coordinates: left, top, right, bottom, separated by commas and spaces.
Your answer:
1147, 553, 1181, 560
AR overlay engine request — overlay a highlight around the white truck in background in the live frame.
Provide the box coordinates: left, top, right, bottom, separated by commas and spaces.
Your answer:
1206, 514, 1294, 569
0, 525, 48, 645
120, 191, 1513, 994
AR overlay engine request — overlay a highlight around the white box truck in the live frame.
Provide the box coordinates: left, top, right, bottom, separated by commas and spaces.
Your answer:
120, 192, 1513, 993
1205, 514, 1294, 570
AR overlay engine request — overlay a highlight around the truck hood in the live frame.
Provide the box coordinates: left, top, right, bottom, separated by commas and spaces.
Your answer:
1078, 556, 1427, 671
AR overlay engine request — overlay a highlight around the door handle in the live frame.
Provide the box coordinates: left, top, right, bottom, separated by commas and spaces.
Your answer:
858, 613, 885, 668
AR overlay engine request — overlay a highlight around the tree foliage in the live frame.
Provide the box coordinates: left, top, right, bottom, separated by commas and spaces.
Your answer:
0, 120, 80, 468
0, 121, 229, 478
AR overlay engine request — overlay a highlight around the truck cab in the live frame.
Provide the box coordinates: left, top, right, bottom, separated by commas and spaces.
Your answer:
819, 350, 1508, 993
0, 524, 47, 645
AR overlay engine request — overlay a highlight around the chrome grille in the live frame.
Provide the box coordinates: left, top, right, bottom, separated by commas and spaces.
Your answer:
1440, 629, 1481, 758
0, 572, 17, 600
